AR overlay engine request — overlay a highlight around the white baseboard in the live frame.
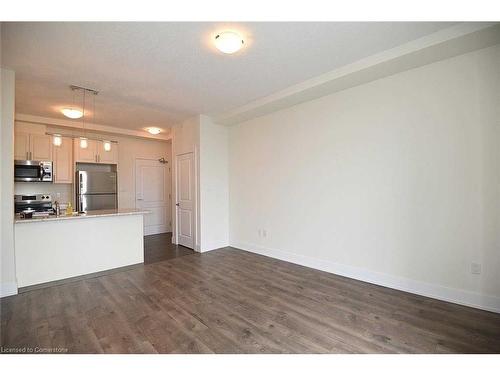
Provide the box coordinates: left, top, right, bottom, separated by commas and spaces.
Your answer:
231, 241, 500, 314
0, 282, 18, 298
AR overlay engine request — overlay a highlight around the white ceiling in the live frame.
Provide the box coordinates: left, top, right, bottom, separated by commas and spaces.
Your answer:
1, 22, 456, 131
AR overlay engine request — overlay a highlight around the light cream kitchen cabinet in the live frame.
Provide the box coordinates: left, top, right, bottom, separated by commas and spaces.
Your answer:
74, 139, 118, 164
14, 132, 30, 160
53, 136, 73, 184
30, 134, 53, 160
74, 139, 98, 163
97, 141, 118, 164
14, 132, 52, 161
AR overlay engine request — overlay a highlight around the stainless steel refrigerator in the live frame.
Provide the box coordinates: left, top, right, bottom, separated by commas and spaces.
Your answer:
76, 171, 117, 212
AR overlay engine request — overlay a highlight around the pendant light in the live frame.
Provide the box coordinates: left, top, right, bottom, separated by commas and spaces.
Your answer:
52, 134, 62, 147
79, 87, 88, 149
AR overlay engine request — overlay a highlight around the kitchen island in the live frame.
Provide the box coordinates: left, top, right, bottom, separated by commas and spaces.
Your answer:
14, 209, 149, 288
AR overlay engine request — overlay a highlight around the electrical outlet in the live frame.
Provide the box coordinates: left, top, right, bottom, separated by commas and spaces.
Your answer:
471, 262, 482, 275
258, 229, 262, 237
262, 229, 267, 238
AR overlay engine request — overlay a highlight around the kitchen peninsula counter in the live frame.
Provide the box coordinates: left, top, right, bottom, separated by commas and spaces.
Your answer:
14, 209, 149, 288
15, 208, 150, 224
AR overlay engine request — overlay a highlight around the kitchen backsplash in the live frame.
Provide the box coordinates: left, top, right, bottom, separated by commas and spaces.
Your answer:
14, 182, 73, 204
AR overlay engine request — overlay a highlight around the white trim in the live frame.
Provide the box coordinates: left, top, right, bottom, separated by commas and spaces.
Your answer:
231, 241, 500, 314
15, 113, 172, 141
0, 282, 18, 298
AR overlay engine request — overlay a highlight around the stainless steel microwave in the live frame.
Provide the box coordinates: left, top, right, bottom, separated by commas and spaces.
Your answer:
14, 160, 53, 182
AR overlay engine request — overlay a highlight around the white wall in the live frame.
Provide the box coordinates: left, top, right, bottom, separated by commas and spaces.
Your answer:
1, 68, 17, 297
228, 44, 500, 312
199, 115, 229, 251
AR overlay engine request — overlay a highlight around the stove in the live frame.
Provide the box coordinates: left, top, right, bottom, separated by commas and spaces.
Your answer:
14, 194, 53, 214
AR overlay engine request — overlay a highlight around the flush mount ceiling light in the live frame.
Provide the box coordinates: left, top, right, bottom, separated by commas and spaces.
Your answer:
61, 108, 83, 119
146, 127, 162, 135
214, 31, 244, 54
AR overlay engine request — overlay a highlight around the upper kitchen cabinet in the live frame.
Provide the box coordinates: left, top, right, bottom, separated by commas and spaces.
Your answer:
30, 134, 53, 160
74, 139, 118, 164
74, 139, 98, 163
14, 132, 52, 161
53, 136, 73, 184
97, 141, 118, 164
14, 132, 30, 160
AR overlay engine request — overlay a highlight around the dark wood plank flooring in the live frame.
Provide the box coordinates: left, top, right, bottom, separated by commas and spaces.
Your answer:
144, 232, 194, 264
1, 247, 500, 353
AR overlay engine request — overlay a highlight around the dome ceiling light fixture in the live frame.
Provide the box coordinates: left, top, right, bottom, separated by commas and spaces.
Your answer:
214, 31, 244, 54
61, 108, 83, 119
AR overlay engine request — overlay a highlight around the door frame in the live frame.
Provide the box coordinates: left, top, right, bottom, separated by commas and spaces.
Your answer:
172, 150, 199, 251
134, 157, 172, 234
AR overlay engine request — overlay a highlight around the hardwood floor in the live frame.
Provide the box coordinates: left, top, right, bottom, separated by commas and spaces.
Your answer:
144, 232, 194, 264
1, 247, 499, 353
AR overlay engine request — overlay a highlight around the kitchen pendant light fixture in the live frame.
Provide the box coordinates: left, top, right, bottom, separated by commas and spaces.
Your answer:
214, 31, 244, 54
49, 86, 117, 150
80, 87, 88, 149
79, 137, 88, 149
66, 85, 99, 149
52, 134, 62, 147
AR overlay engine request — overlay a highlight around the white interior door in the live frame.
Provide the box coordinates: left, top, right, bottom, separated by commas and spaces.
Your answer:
176, 152, 195, 249
135, 159, 170, 235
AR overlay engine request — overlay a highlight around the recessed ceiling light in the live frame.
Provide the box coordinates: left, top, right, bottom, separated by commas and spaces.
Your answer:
214, 31, 244, 54
62, 108, 83, 119
146, 127, 162, 135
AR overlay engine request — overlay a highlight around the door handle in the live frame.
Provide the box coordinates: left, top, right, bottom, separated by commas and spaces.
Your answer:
137, 198, 143, 201
175, 203, 180, 206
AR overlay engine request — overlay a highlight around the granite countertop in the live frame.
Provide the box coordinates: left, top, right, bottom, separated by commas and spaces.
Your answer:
14, 209, 150, 224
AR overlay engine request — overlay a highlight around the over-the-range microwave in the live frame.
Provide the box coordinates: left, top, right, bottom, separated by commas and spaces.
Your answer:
14, 160, 53, 182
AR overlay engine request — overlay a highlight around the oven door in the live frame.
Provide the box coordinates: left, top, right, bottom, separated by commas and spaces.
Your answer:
14, 160, 45, 182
